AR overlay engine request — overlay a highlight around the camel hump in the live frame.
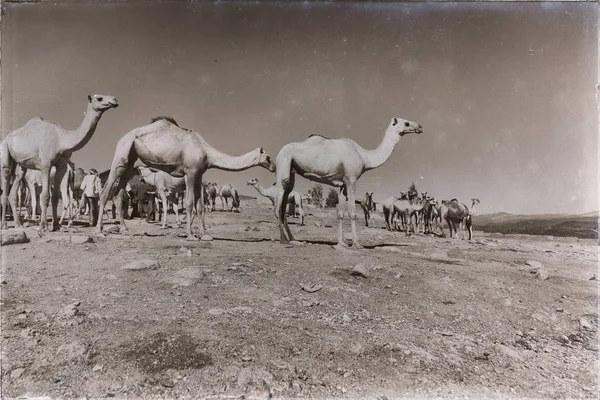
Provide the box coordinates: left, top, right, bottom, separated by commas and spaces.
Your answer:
308, 134, 330, 140
151, 116, 179, 126
450, 198, 459, 202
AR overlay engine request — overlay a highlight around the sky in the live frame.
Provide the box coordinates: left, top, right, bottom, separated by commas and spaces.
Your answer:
1, 1, 597, 215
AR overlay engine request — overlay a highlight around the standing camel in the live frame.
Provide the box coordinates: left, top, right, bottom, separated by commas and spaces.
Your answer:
439, 198, 479, 240
96, 116, 275, 239
246, 177, 305, 226
274, 117, 423, 248
218, 184, 240, 212
205, 182, 218, 211
0, 94, 118, 231
23, 162, 77, 226
355, 192, 375, 227
137, 166, 186, 228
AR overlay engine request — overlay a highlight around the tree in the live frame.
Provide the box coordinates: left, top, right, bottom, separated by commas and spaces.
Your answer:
325, 188, 339, 208
308, 184, 323, 207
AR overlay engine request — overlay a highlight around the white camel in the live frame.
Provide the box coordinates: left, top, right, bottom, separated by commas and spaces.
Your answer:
274, 117, 423, 248
137, 166, 186, 228
246, 177, 305, 226
218, 184, 240, 212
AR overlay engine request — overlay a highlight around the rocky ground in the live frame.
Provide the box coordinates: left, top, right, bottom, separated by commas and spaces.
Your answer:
1, 201, 598, 399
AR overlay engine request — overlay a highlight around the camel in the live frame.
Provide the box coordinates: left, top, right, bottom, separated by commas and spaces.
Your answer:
382, 196, 397, 231
439, 198, 479, 240
274, 117, 423, 248
0, 94, 119, 231
205, 182, 218, 211
96, 116, 275, 239
246, 177, 305, 226
23, 162, 76, 226
392, 193, 425, 236
218, 184, 240, 212
356, 192, 375, 227
137, 166, 186, 228
72, 167, 86, 212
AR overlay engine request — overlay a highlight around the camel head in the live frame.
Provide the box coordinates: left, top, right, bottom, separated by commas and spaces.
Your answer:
246, 178, 259, 187
257, 147, 276, 172
87, 94, 119, 112
390, 117, 423, 137
471, 198, 481, 208
399, 192, 407, 200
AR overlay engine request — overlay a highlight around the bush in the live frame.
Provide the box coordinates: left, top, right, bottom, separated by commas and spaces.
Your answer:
325, 188, 339, 208
308, 185, 323, 207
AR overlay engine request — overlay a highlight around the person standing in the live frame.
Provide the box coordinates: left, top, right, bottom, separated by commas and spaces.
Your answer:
79, 169, 102, 227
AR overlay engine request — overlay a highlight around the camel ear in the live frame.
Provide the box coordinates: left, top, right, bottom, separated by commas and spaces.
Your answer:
87, 95, 92, 102
392, 117, 398, 126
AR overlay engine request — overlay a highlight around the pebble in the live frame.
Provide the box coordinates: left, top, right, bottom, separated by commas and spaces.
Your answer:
579, 317, 593, 330
342, 313, 351, 323
525, 260, 544, 269
299, 283, 322, 293
92, 364, 103, 372
350, 264, 369, 278
535, 269, 550, 280
104, 226, 120, 234
1, 230, 29, 246
120, 259, 160, 271
10, 368, 25, 378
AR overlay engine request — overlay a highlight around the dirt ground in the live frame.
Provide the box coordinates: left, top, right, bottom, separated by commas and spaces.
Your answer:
1, 200, 598, 399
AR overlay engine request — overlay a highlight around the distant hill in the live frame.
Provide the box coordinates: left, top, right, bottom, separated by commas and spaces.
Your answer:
474, 212, 598, 239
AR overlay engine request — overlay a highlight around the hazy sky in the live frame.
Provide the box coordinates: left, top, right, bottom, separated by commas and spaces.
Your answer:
2, 2, 597, 214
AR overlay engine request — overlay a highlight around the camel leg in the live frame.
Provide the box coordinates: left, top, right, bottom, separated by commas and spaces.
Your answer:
0, 144, 16, 229
344, 183, 362, 249
9, 167, 27, 228
467, 217, 473, 240
158, 190, 169, 228
383, 207, 390, 231
50, 165, 67, 231
184, 173, 200, 240
298, 198, 305, 226
172, 195, 182, 228
58, 173, 72, 227
275, 183, 294, 243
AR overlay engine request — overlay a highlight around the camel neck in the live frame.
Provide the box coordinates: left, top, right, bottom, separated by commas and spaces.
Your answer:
206, 146, 260, 172
64, 104, 103, 153
251, 183, 276, 205
360, 126, 400, 172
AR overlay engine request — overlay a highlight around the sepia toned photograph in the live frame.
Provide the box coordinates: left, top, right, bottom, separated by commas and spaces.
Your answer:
0, 1, 598, 398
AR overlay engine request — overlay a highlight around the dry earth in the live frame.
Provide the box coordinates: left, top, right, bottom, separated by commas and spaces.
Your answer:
1, 201, 598, 399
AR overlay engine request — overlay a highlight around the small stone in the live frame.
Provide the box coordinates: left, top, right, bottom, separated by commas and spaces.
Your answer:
525, 260, 544, 269
342, 313, 351, 323
535, 269, 550, 280
71, 235, 93, 244
442, 300, 456, 305
208, 308, 225, 316
252, 227, 260, 232
57, 302, 79, 319
92, 364, 103, 372
350, 264, 369, 278
1, 230, 29, 246
11, 368, 25, 378
579, 317, 593, 330
395, 273, 403, 279
556, 308, 564, 313
314, 222, 322, 227
391, 291, 398, 295
590, 274, 598, 281
299, 283, 322, 293
350, 343, 363, 354
441, 332, 453, 337
121, 259, 160, 271
56, 341, 87, 362
200, 235, 213, 241
241, 355, 253, 362
105, 226, 120, 234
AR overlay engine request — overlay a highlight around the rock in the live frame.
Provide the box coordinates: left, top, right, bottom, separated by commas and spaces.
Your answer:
236, 366, 273, 388
590, 274, 598, 281
120, 259, 160, 271
350, 264, 369, 278
395, 273, 403, 279
349, 343, 363, 355
57, 302, 79, 319
208, 308, 226, 316
92, 364, 103, 372
70, 235, 94, 244
104, 226, 120, 234
299, 283, 322, 293
56, 341, 87, 363
252, 227, 260, 232
289, 240, 304, 246
535, 269, 550, 280
496, 344, 522, 360
314, 222, 322, 228
1, 230, 29, 246
342, 313, 351, 323
525, 260, 544, 269
200, 235, 213, 241
10, 368, 25, 378
579, 317, 593, 330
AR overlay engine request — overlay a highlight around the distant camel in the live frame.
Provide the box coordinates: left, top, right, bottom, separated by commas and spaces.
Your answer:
219, 184, 240, 212
439, 198, 479, 240
137, 166, 186, 228
96, 116, 275, 239
206, 182, 218, 212
393, 193, 425, 236
1, 94, 118, 231
355, 192, 375, 227
246, 177, 305, 225
274, 117, 423, 248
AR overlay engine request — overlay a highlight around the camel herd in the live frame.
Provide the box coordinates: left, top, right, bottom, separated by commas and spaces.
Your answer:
0, 93, 480, 246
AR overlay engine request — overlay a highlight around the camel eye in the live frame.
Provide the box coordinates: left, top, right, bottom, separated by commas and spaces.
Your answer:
404, 122, 410, 127
96, 97, 103, 102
